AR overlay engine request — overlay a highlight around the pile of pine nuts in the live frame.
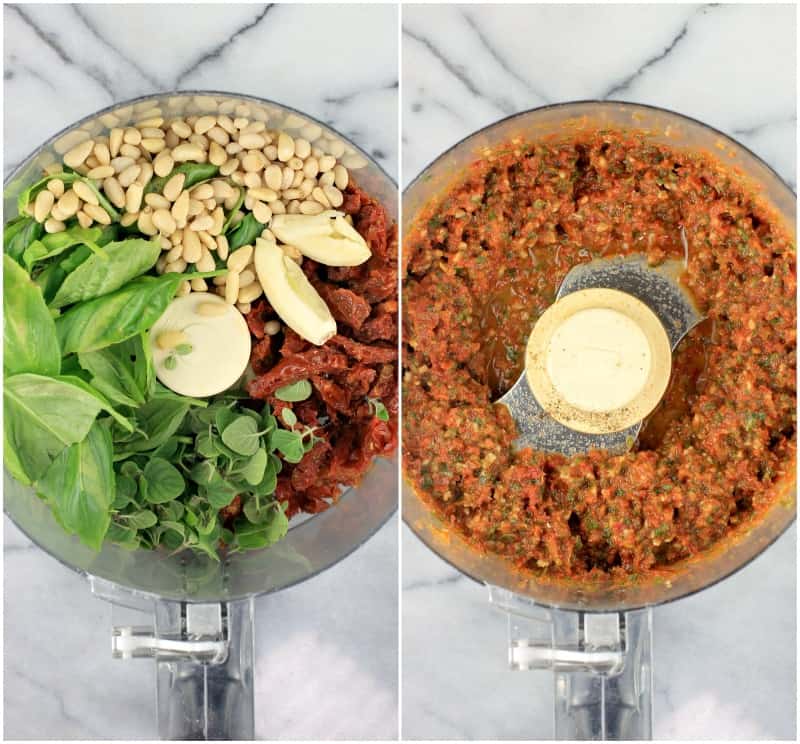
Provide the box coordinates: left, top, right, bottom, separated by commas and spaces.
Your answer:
26, 103, 365, 316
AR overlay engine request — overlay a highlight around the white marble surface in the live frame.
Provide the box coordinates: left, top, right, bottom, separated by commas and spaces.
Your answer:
3, 3, 398, 740
402, 3, 796, 740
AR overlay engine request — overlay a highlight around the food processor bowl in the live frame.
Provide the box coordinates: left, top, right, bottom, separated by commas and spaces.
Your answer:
4, 91, 398, 740
402, 101, 796, 739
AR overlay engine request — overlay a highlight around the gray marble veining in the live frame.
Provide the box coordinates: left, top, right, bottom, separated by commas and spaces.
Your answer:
402, 3, 796, 740
3, 3, 398, 740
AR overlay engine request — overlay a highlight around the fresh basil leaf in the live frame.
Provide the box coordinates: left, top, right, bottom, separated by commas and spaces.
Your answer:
55, 271, 221, 355
4, 373, 122, 483
4, 216, 43, 264
275, 379, 312, 402
51, 238, 161, 309
227, 213, 261, 252
22, 226, 107, 270
36, 421, 114, 551
36, 244, 94, 303
270, 429, 305, 463
221, 416, 261, 456
142, 457, 185, 503
116, 399, 189, 454
145, 163, 219, 195
3, 255, 61, 377
78, 334, 153, 408
241, 448, 268, 486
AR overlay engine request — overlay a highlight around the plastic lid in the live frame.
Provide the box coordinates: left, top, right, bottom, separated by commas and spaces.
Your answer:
525, 288, 672, 434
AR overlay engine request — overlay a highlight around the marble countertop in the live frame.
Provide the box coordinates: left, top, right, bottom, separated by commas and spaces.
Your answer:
3, 3, 398, 740
402, 3, 796, 741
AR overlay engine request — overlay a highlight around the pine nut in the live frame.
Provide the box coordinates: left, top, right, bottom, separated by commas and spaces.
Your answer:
172, 143, 204, 162
271, 199, 286, 215
170, 230, 183, 246
288, 156, 304, 171
153, 208, 176, 235
303, 157, 319, 179
85, 155, 100, 170
158, 235, 172, 251
209, 141, 227, 166
197, 301, 227, 317
163, 172, 186, 202
220, 158, 238, 176
227, 245, 253, 272
291, 170, 304, 188
238, 281, 263, 304
300, 200, 324, 215
260, 228, 276, 241
141, 138, 166, 154
264, 144, 278, 161
241, 152, 264, 172
323, 184, 344, 208
299, 178, 315, 198
136, 116, 164, 129
239, 132, 266, 150
301, 124, 322, 141
226, 142, 243, 155
154, 152, 174, 177
165, 129, 180, 149
196, 248, 216, 272
122, 128, 140, 145
238, 269, 256, 288
119, 144, 141, 160
190, 277, 208, 292
288, 200, 301, 215
71, 180, 98, 206
210, 206, 225, 236
212, 180, 234, 200
182, 226, 201, 257
191, 183, 214, 201
165, 258, 187, 274
33, 190, 55, 223
84, 203, 111, 225
57, 189, 81, 218
157, 330, 190, 350
265, 320, 282, 335
252, 201, 272, 224
249, 186, 278, 202
125, 183, 144, 214
198, 230, 217, 252
120, 212, 138, 228
118, 164, 142, 188
145, 193, 171, 210
176, 280, 192, 297
193, 115, 216, 134
171, 120, 192, 138
85, 165, 112, 180
282, 244, 302, 262
50, 204, 68, 222
108, 128, 123, 157
140, 127, 165, 139
236, 302, 251, 314
165, 244, 184, 263
277, 132, 295, 162
262, 164, 281, 191
244, 120, 266, 134
280, 167, 294, 191
44, 218, 65, 233
216, 235, 230, 260
333, 164, 349, 190
207, 126, 230, 146
294, 138, 311, 159
217, 115, 236, 134
319, 171, 335, 187
189, 133, 209, 151
138, 211, 158, 236
156, 256, 167, 273
188, 199, 205, 217
111, 156, 135, 174
243, 172, 261, 190
63, 139, 94, 169
182, 237, 202, 263
190, 213, 214, 231
76, 210, 93, 229
224, 271, 240, 304
47, 179, 65, 198
171, 189, 190, 225
318, 155, 336, 173
213, 276, 227, 287
137, 161, 154, 188
94, 142, 111, 166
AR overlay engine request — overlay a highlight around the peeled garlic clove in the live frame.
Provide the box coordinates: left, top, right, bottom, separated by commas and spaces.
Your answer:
270, 210, 371, 267
254, 238, 336, 346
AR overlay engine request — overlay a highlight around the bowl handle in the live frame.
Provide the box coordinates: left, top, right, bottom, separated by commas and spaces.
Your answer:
92, 578, 255, 739
489, 586, 653, 740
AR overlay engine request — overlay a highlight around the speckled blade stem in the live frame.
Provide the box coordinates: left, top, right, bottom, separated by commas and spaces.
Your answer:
497, 255, 703, 455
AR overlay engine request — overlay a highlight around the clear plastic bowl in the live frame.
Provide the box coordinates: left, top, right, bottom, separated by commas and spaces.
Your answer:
403, 101, 796, 612
4, 91, 398, 603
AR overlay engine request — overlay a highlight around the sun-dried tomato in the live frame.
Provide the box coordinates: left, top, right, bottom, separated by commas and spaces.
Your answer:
247, 347, 350, 399
291, 439, 331, 491
328, 334, 396, 364
356, 312, 397, 342
355, 203, 389, 261
220, 494, 242, 524
313, 281, 371, 329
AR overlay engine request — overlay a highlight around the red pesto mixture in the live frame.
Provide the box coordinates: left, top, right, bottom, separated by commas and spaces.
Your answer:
223, 184, 398, 523
402, 130, 796, 581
